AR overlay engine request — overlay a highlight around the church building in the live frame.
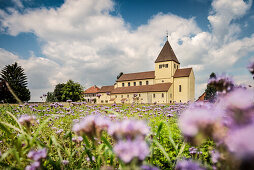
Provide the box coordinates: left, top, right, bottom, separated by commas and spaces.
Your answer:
97, 40, 195, 104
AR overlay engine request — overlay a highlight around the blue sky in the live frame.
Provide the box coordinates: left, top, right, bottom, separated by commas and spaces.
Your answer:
0, 0, 253, 101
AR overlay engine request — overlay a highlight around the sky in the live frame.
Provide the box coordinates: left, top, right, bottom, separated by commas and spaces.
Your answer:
0, 0, 253, 102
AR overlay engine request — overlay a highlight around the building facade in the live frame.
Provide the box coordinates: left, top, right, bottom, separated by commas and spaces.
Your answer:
83, 85, 100, 103
97, 40, 195, 104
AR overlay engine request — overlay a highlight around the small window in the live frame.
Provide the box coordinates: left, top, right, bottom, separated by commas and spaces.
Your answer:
128, 82, 130, 86
134, 82, 136, 86
139, 81, 142, 86
162, 93, 164, 98
115, 95, 117, 98
179, 85, 182, 92
121, 95, 123, 98
170, 93, 172, 98
170, 100, 172, 103
174, 64, 176, 68
101, 100, 104, 103
153, 94, 155, 98
139, 94, 141, 97
146, 81, 149, 85
180, 100, 181, 103
159, 65, 162, 69
177, 65, 179, 69
162, 80, 164, 83
122, 83, 124, 87
127, 94, 129, 98
105, 100, 108, 103
165, 64, 168, 68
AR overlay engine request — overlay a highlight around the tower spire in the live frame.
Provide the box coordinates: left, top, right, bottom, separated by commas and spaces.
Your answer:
166, 30, 168, 41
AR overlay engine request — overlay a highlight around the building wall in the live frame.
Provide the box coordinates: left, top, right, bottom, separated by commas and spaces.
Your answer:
97, 93, 111, 104
116, 79, 154, 88
154, 61, 179, 84
189, 69, 195, 102
173, 77, 189, 103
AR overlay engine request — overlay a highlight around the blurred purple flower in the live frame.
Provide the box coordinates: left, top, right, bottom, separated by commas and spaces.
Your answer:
108, 119, 150, 140
62, 160, 69, 165
27, 148, 47, 161
25, 161, 40, 170
225, 124, 254, 159
208, 75, 235, 94
175, 160, 206, 170
179, 105, 219, 137
18, 115, 37, 127
141, 165, 159, 170
72, 115, 110, 138
113, 139, 149, 163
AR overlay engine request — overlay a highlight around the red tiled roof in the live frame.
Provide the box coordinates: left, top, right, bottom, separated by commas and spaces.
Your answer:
116, 71, 155, 82
155, 41, 180, 64
99, 85, 114, 93
173, 68, 192, 78
84, 85, 100, 94
111, 83, 172, 94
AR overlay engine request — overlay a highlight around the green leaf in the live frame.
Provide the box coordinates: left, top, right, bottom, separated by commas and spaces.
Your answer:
101, 136, 113, 151
0, 121, 22, 134
6, 111, 22, 130
153, 139, 172, 166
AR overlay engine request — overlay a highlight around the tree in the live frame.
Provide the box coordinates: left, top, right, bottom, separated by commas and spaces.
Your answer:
54, 83, 65, 102
61, 80, 83, 102
0, 62, 30, 103
204, 72, 217, 102
46, 92, 56, 102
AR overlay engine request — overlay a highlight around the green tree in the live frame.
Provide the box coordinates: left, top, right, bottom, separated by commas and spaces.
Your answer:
46, 92, 56, 102
204, 72, 217, 102
53, 83, 65, 102
0, 62, 30, 103
61, 80, 83, 102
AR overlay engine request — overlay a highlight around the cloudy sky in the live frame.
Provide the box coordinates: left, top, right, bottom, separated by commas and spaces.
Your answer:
0, 0, 253, 102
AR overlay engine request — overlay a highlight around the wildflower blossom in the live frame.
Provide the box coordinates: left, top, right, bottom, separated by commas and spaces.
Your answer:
18, 115, 37, 127
225, 124, 254, 159
72, 115, 110, 138
62, 160, 69, 165
25, 161, 40, 170
27, 148, 47, 161
175, 160, 206, 170
108, 119, 149, 140
113, 139, 149, 163
141, 165, 159, 170
208, 75, 235, 94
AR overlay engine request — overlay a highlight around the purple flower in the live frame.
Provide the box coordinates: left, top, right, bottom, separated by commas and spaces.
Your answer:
108, 119, 150, 140
210, 150, 220, 163
25, 161, 40, 170
62, 160, 69, 165
27, 148, 47, 161
175, 160, 206, 170
113, 139, 149, 163
18, 115, 37, 127
72, 115, 110, 138
179, 104, 219, 137
208, 75, 235, 94
141, 165, 159, 170
225, 124, 254, 159
56, 129, 64, 134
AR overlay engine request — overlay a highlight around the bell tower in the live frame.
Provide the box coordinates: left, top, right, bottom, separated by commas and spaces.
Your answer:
154, 41, 180, 83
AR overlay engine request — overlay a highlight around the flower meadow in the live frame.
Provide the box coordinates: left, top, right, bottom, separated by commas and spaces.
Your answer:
0, 65, 254, 170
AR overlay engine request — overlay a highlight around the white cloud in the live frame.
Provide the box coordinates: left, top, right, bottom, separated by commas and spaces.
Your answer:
0, 0, 254, 101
